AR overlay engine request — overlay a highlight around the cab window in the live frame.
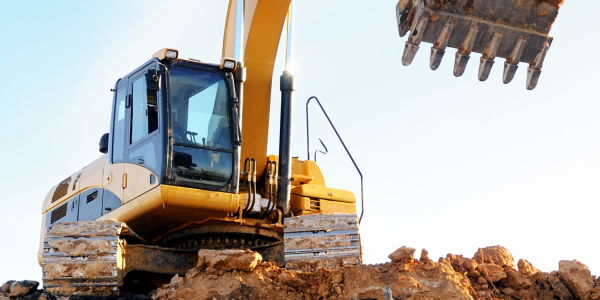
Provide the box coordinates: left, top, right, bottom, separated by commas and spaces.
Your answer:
130, 75, 158, 144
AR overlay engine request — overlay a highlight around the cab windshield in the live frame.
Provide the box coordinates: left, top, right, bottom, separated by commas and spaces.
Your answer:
169, 67, 232, 186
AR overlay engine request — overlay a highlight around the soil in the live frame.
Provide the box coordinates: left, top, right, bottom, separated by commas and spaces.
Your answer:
6, 245, 599, 300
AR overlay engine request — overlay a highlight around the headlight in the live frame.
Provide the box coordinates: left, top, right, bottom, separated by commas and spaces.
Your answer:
166, 50, 178, 59
220, 58, 237, 72
152, 48, 179, 60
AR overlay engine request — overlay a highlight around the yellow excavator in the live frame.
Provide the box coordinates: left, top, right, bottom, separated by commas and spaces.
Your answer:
38, 0, 564, 296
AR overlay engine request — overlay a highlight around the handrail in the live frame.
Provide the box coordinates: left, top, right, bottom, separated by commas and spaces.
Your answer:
306, 96, 364, 224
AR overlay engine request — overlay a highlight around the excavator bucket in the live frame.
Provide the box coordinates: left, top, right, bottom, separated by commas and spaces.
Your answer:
397, 0, 565, 89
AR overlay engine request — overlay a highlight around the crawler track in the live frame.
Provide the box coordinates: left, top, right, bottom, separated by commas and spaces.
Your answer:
42, 221, 126, 296
284, 213, 361, 272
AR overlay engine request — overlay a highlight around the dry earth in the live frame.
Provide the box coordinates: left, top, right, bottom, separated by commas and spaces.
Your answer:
4, 246, 599, 300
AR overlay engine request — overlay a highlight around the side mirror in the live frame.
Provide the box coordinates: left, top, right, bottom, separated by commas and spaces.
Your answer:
99, 133, 109, 154
146, 69, 161, 91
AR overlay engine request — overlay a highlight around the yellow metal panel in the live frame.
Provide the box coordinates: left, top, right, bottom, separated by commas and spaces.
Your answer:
319, 199, 356, 214
42, 155, 108, 214
290, 196, 356, 215
37, 214, 47, 266
291, 185, 356, 203
103, 161, 125, 206
123, 163, 159, 204
160, 185, 239, 213
303, 160, 326, 187
290, 195, 313, 213
99, 185, 240, 224
78, 154, 105, 189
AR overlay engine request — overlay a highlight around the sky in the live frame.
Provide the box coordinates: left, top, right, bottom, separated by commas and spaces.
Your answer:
0, 0, 598, 285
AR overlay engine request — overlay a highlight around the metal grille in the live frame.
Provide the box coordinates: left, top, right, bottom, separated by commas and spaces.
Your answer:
50, 203, 68, 224
86, 191, 98, 203
51, 177, 72, 203
309, 199, 321, 211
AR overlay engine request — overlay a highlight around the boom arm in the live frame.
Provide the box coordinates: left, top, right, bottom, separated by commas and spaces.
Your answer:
223, 0, 292, 175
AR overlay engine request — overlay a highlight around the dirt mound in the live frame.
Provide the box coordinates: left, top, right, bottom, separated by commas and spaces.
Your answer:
5, 246, 599, 300
152, 246, 600, 300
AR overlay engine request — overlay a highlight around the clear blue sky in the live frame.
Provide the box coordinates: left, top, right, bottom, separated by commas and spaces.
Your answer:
0, 0, 598, 284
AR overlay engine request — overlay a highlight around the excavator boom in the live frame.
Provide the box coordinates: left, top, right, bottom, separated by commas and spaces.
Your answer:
398, 0, 565, 89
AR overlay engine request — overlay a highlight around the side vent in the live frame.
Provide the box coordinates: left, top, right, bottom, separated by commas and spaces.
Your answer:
309, 199, 321, 211
51, 177, 72, 202
86, 191, 98, 203
72, 172, 82, 191
50, 203, 68, 224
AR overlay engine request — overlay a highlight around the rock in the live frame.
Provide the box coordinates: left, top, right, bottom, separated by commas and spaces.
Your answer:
558, 260, 594, 300
330, 273, 343, 284
186, 267, 202, 278
461, 257, 478, 271
592, 292, 600, 300
551, 280, 574, 300
469, 270, 481, 278
169, 275, 183, 288
473, 246, 516, 269
423, 260, 437, 271
420, 249, 430, 262
1, 281, 13, 294
518, 259, 539, 276
278, 272, 304, 287
505, 269, 533, 290
9, 281, 39, 297
205, 267, 218, 275
389, 247, 416, 264
477, 264, 507, 283
334, 284, 343, 295
197, 249, 262, 272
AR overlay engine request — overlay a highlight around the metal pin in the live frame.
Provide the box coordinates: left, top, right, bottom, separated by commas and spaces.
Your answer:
478, 32, 503, 81
502, 37, 527, 84
430, 18, 455, 70
453, 24, 478, 77
402, 18, 428, 66
526, 43, 549, 90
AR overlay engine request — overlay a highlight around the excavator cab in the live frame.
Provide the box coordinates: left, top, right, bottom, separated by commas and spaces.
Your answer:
106, 49, 241, 200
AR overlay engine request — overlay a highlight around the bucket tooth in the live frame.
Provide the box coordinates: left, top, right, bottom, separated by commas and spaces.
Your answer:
396, 0, 416, 37
526, 67, 542, 90
526, 42, 550, 90
402, 41, 420, 66
430, 48, 445, 70
503, 62, 519, 84
402, 17, 428, 66
454, 52, 470, 77
430, 19, 455, 70
453, 24, 478, 77
478, 32, 503, 81
478, 57, 495, 82
503, 37, 527, 84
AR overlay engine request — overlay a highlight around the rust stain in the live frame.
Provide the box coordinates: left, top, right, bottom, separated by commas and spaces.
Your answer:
538, 10, 549, 17
463, 0, 475, 14
434, 0, 458, 9
534, 0, 565, 8
430, 13, 440, 22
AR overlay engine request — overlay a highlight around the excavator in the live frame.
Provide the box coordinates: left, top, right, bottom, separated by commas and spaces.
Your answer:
38, 0, 565, 296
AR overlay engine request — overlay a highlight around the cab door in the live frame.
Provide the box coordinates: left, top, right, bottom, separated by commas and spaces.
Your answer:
123, 66, 162, 203
102, 83, 127, 211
